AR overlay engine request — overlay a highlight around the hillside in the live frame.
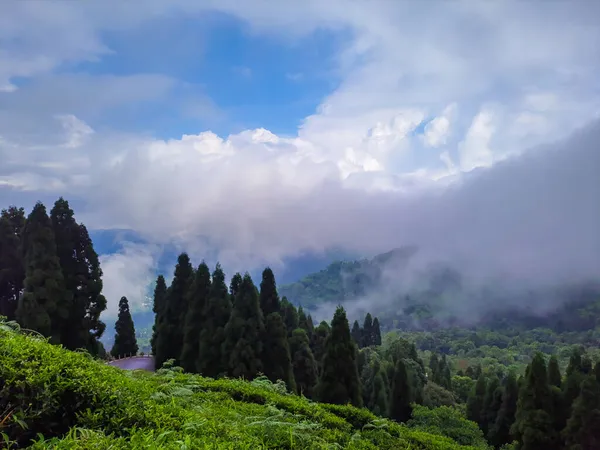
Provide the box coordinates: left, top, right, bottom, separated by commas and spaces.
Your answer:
0, 322, 484, 449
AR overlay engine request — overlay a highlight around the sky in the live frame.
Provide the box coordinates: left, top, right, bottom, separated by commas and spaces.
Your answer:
1, 1, 599, 317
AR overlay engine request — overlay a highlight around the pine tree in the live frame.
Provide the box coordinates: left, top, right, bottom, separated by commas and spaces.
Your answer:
110, 296, 138, 357
315, 306, 362, 406
180, 262, 211, 373
351, 320, 362, 347
562, 374, 600, 449
50, 198, 106, 353
263, 312, 296, 391
362, 313, 374, 347
372, 317, 382, 346
311, 320, 330, 376
16, 202, 69, 343
512, 352, 559, 450
429, 353, 440, 382
0, 206, 25, 321
298, 306, 312, 335
490, 372, 518, 448
369, 357, 390, 416
289, 328, 318, 398
389, 358, 412, 422
280, 297, 299, 336
223, 273, 264, 379
482, 376, 501, 437
259, 267, 280, 316
197, 263, 231, 378
548, 355, 562, 388
229, 272, 242, 298
150, 275, 167, 356
466, 374, 487, 429
562, 347, 588, 430
154, 253, 194, 368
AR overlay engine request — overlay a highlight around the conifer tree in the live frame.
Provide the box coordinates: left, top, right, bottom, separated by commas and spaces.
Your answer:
562, 374, 600, 449
362, 313, 374, 347
16, 202, 69, 343
150, 275, 167, 356
298, 306, 311, 334
311, 320, 330, 375
180, 262, 211, 373
315, 306, 362, 406
0, 206, 25, 321
50, 198, 106, 353
562, 347, 588, 430
372, 317, 382, 346
369, 357, 390, 416
280, 297, 299, 335
512, 352, 559, 450
155, 253, 194, 368
223, 273, 264, 379
351, 320, 362, 347
548, 355, 562, 388
482, 376, 501, 437
259, 267, 280, 316
466, 374, 487, 429
263, 312, 296, 391
490, 371, 518, 449
110, 296, 138, 357
229, 272, 242, 298
289, 328, 318, 398
389, 358, 412, 422
197, 263, 231, 378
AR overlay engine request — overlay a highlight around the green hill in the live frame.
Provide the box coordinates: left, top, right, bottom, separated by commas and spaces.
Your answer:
0, 321, 485, 449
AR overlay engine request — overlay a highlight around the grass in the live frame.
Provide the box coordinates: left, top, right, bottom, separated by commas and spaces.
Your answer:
0, 323, 486, 449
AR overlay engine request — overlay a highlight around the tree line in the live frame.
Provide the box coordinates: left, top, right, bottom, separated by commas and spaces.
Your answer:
0, 199, 107, 355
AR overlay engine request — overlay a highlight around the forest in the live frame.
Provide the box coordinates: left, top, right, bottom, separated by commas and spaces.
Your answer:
1, 198, 599, 449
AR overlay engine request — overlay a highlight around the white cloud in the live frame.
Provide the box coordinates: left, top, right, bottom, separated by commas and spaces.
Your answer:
458, 109, 496, 171
423, 104, 457, 148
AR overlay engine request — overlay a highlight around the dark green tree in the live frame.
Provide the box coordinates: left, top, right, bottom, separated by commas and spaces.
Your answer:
298, 306, 313, 336
311, 320, 330, 375
315, 306, 362, 407
263, 312, 296, 391
154, 253, 194, 368
351, 320, 362, 347
512, 352, 559, 450
0, 206, 25, 321
180, 262, 211, 373
16, 202, 69, 343
50, 198, 106, 353
197, 263, 231, 378
389, 358, 413, 422
466, 374, 487, 430
562, 374, 600, 449
482, 376, 501, 437
150, 275, 167, 356
362, 313, 374, 347
562, 347, 588, 430
489, 372, 519, 448
280, 297, 299, 336
222, 273, 264, 379
110, 296, 138, 357
369, 357, 390, 416
259, 267, 280, 316
289, 328, 318, 398
548, 355, 562, 388
229, 272, 242, 298
372, 317, 382, 346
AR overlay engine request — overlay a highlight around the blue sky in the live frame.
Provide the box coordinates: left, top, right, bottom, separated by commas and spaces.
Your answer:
1, 1, 599, 316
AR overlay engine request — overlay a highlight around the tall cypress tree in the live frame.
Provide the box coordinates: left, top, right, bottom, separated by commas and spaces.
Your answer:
369, 357, 390, 416
388, 358, 412, 422
315, 306, 362, 406
280, 297, 299, 336
150, 275, 167, 356
289, 328, 318, 398
372, 317, 382, 346
50, 198, 107, 353
512, 352, 559, 450
0, 206, 25, 321
482, 376, 501, 437
362, 313, 374, 347
155, 253, 194, 368
311, 320, 330, 375
351, 320, 362, 347
263, 312, 296, 391
223, 273, 264, 379
548, 355, 562, 388
16, 202, 69, 343
229, 272, 242, 298
466, 374, 487, 429
110, 296, 138, 358
180, 262, 211, 373
562, 374, 600, 449
490, 371, 519, 449
259, 267, 280, 316
197, 263, 231, 378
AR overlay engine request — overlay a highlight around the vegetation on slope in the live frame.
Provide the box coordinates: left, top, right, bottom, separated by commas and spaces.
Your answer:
0, 322, 484, 449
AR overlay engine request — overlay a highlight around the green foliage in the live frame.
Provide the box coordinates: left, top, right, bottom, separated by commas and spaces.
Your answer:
180, 262, 211, 373
562, 373, 600, 449
423, 382, 456, 409
110, 296, 138, 357
489, 372, 518, 449
315, 306, 362, 407
280, 297, 299, 336
407, 405, 490, 449
389, 358, 413, 423
0, 325, 479, 449
466, 374, 487, 430
0, 206, 25, 321
150, 275, 167, 356
259, 267, 280, 317
289, 328, 318, 398
263, 312, 296, 392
